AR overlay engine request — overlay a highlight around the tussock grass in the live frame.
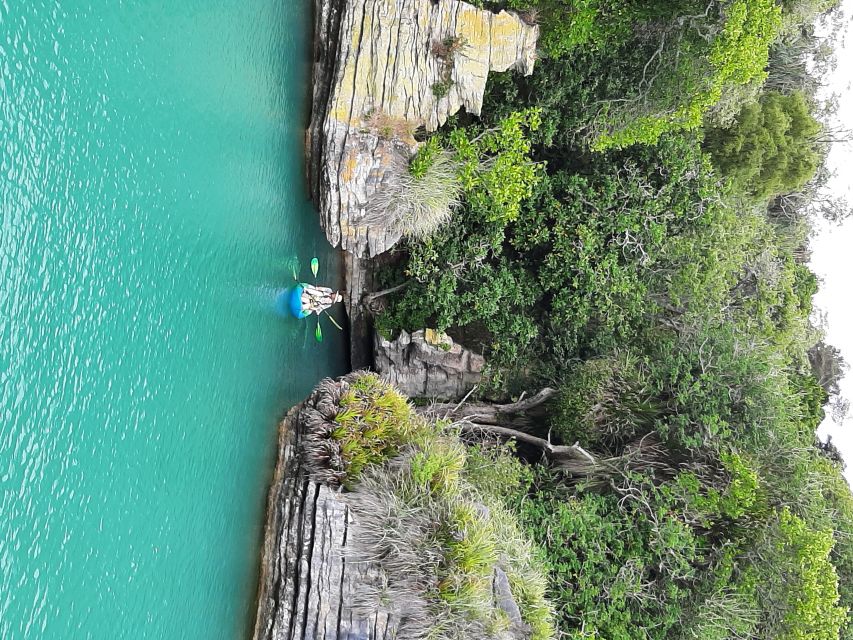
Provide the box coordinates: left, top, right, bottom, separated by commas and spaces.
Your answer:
301, 373, 555, 640
344, 446, 554, 640
365, 110, 418, 142
301, 372, 428, 487
366, 151, 462, 240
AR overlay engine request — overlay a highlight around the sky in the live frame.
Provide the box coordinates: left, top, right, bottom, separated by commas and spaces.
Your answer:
810, 1, 853, 477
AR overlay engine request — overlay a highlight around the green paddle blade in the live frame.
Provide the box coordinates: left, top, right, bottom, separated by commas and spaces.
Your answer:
315, 321, 323, 342
285, 256, 300, 281
323, 310, 344, 331
311, 257, 319, 278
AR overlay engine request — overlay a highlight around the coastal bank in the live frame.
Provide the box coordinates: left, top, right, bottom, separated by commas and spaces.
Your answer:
252, 1, 541, 638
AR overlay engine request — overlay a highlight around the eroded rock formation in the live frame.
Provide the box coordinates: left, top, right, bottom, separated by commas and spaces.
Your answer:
253, 376, 532, 640
252, 386, 394, 640
308, 0, 539, 257
374, 329, 484, 400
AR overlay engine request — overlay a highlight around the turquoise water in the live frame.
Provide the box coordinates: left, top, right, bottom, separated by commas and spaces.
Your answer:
0, 2, 347, 638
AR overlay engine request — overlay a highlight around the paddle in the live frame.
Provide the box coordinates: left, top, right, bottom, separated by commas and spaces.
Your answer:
323, 310, 344, 331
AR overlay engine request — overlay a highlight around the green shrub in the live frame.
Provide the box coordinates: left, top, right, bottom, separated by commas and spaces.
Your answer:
704, 91, 822, 199
520, 484, 701, 640
592, 0, 783, 149
381, 134, 718, 382
448, 109, 542, 224
753, 509, 848, 640
432, 78, 454, 98
552, 352, 660, 449
503, 0, 649, 57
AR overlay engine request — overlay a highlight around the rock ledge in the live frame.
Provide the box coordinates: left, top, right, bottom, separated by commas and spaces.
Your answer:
308, 0, 538, 257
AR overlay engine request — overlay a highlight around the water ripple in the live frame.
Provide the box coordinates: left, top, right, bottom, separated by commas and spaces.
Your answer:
1, 1, 345, 638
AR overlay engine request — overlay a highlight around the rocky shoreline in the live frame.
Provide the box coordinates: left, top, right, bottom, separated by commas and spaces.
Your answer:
306, 0, 537, 369
252, 2, 540, 637
251, 387, 395, 640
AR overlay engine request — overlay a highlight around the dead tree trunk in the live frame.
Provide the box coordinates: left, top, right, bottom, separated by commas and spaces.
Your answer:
421, 387, 558, 430
420, 389, 670, 485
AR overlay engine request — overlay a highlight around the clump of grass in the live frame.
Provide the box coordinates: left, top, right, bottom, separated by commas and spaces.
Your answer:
300, 372, 428, 486
483, 496, 555, 640
345, 453, 514, 640
432, 35, 468, 61
430, 34, 466, 100
410, 432, 467, 495
343, 433, 555, 640
364, 110, 419, 141
432, 77, 454, 99
300, 374, 555, 640
409, 137, 443, 179
366, 151, 462, 239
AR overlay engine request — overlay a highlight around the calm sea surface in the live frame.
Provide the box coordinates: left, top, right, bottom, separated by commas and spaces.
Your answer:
0, 2, 347, 638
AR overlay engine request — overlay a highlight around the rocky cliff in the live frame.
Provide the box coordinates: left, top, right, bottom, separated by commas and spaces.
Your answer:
252, 375, 536, 640
252, 397, 394, 640
374, 329, 484, 400
308, 0, 539, 258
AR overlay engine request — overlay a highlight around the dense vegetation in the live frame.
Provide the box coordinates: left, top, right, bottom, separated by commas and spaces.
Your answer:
371, 0, 853, 638
302, 373, 553, 640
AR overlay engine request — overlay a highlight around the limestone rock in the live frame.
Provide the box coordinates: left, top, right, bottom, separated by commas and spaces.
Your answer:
252, 401, 394, 640
374, 329, 485, 400
309, 0, 538, 257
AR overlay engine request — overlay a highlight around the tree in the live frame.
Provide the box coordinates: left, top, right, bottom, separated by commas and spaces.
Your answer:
704, 91, 822, 199
809, 340, 848, 396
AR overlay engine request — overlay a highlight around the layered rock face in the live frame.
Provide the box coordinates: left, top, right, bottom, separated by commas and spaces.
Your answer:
253, 376, 528, 640
374, 329, 484, 400
308, 0, 538, 257
252, 397, 394, 640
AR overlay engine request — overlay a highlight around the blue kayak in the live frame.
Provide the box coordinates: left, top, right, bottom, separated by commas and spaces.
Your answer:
289, 284, 311, 318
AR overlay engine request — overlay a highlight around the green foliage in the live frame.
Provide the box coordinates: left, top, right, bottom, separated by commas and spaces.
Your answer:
761, 509, 847, 640
717, 452, 762, 520
329, 373, 427, 483
381, 134, 721, 380
593, 0, 783, 149
552, 352, 659, 448
704, 91, 823, 199
370, 1, 850, 638
504, 0, 633, 57
409, 136, 443, 179
432, 78, 454, 99
448, 108, 542, 224
464, 440, 534, 505
503, 0, 699, 58
410, 431, 467, 494
520, 484, 702, 640
370, 111, 539, 243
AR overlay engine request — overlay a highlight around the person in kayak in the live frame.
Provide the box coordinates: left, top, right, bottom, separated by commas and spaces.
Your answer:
300, 284, 343, 316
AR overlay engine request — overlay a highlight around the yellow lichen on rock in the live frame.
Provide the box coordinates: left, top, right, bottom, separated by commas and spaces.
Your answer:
312, 0, 539, 257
